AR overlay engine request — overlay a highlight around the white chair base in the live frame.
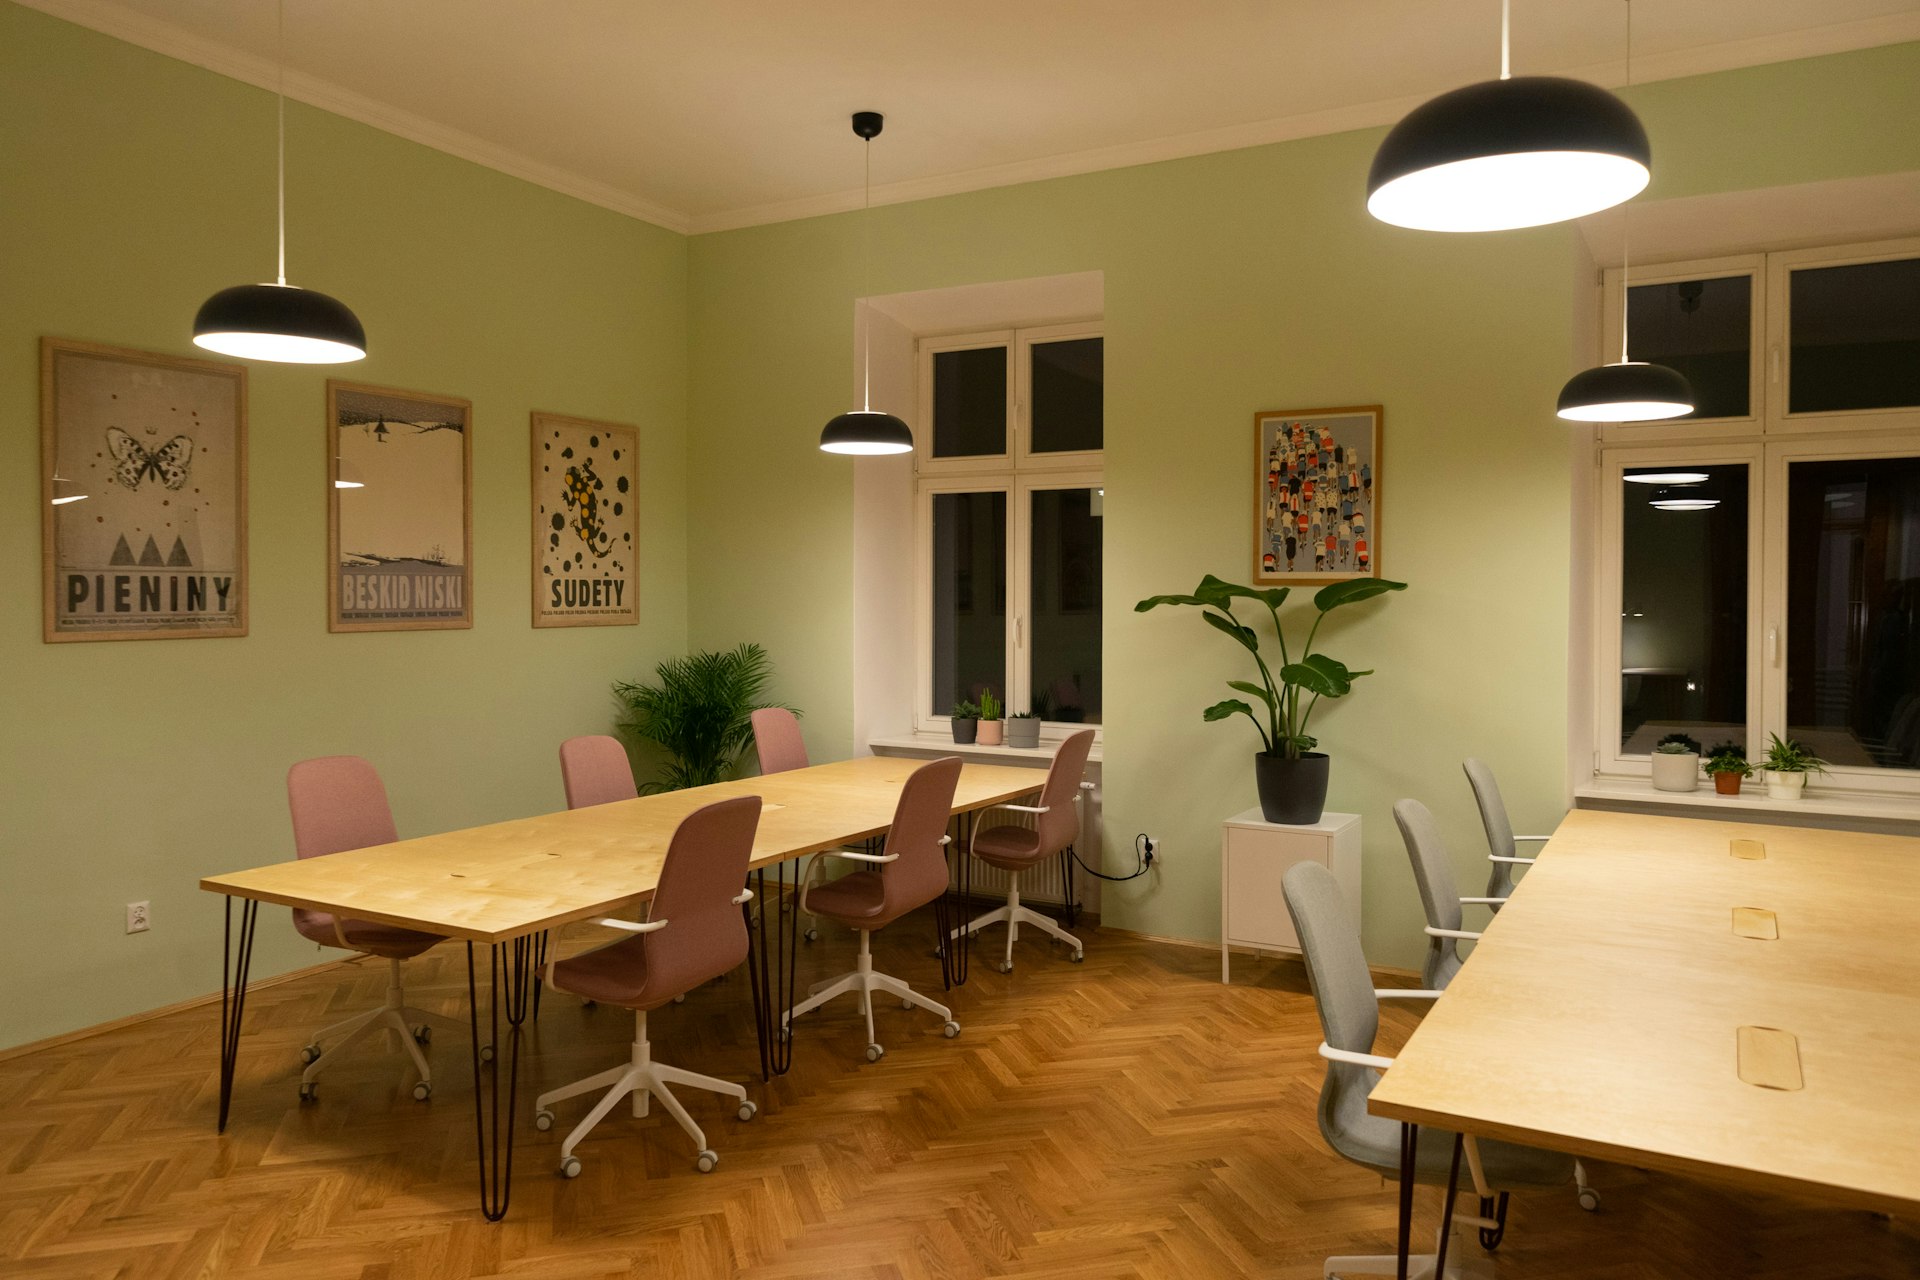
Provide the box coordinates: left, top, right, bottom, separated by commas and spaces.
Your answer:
534, 1008, 753, 1176
950, 873, 1083, 972
297, 955, 465, 1101
783, 928, 958, 1060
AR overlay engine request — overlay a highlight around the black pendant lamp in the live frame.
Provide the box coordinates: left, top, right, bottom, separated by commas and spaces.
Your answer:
1367, 0, 1651, 232
194, 0, 365, 364
1556, 0, 1694, 423
820, 111, 913, 456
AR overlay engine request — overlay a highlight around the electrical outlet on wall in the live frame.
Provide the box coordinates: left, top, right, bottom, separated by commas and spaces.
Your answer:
126, 901, 150, 934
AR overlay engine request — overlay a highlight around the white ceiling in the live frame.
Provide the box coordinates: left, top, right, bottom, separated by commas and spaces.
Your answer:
22, 0, 1920, 233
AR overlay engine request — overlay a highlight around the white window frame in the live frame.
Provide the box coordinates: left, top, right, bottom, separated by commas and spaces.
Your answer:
1588, 237, 1920, 797
913, 323, 1104, 741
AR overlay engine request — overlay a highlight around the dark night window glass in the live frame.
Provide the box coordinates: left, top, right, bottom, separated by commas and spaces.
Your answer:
1030, 338, 1103, 453
931, 491, 1006, 714
1788, 258, 1920, 415
1786, 457, 1920, 769
931, 347, 1007, 458
1029, 488, 1103, 724
1626, 276, 1751, 419
1619, 465, 1749, 753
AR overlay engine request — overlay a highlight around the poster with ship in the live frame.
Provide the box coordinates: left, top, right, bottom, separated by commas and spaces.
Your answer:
40, 339, 248, 642
530, 413, 638, 628
328, 381, 472, 632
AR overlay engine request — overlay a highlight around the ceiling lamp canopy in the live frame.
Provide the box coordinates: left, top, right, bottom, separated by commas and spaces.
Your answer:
819, 111, 914, 457
1556, 360, 1693, 422
195, 283, 367, 364
1367, 1, 1649, 233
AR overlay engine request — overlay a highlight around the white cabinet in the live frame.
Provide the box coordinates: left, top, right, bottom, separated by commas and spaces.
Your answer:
1220, 808, 1361, 982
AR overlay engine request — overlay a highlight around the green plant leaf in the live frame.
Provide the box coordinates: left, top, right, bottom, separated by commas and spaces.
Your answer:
1227, 679, 1276, 710
1203, 698, 1254, 722
1134, 592, 1204, 612
1202, 610, 1259, 652
1136, 575, 1289, 613
613, 642, 796, 791
1313, 577, 1408, 612
1279, 661, 1348, 699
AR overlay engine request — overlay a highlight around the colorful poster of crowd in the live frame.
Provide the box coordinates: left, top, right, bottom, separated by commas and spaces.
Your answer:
1254, 405, 1381, 582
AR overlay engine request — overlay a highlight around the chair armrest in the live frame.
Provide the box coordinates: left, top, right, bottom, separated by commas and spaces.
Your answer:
1425, 925, 1483, 941
1319, 1041, 1395, 1071
1459, 896, 1508, 906
820, 848, 900, 864
594, 916, 668, 934
1514, 835, 1551, 844
732, 888, 754, 906
1488, 854, 1536, 865
1374, 988, 1443, 1000
998, 803, 1049, 815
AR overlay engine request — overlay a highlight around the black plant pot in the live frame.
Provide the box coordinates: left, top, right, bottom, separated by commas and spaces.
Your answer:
1255, 751, 1330, 825
951, 718, 978, 745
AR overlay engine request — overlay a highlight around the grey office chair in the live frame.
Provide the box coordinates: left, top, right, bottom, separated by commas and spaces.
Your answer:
1393, 799, 1507, 993
1461, 759, 1553, 905
1282, 860, 1580, 1277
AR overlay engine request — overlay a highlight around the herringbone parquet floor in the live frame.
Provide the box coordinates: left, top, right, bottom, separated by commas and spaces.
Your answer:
1, 907, 1913, 1279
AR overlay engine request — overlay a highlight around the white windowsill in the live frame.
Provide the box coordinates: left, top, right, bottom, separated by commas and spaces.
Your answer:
1575, 775, 1920, 827
869, 732, 1103, 767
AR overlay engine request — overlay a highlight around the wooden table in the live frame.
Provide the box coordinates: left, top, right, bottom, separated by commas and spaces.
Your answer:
1368, 809, 1920, 1276
201, 757, 1046, 1219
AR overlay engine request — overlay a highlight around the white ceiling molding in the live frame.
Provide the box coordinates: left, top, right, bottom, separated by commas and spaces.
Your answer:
19, 0, 1920, 239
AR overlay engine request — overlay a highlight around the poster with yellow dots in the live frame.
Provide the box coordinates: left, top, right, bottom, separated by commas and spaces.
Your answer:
530, 413, 638, 628
40, 339, 248, 642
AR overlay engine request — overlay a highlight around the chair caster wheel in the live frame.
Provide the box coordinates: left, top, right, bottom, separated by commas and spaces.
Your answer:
298, 1044, 321, 1065
1070, 951, 1085, 964
559, 1155, 581, 1179
411, 1024, 431, 1045
673, 993, 686, 1004
901, 997, 914, 1010
804, 928, 818, 943
997, 962, 1013, 974
298, 1082, 318, 1103
942, 1020, 961, 1039
865, 1043, 885, 1062
479, 1044, 495, 1064
696, 1149, 719, 1173
1578, 1187, 1601, 1212
737, 1100, 757, 1121
581, 999, 596, 1009
534, 1109, 555, 1132
412, 1081, 432, 1101
777, 1026, 792, 1044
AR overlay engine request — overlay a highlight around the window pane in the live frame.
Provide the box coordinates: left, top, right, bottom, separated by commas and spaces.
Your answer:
930, 491, 1006, 714
1788, 257, 1920, 414
1029, 488, 1103, 724
931, 347, 1007, 458
1786, 457, 1920, 769
1626, 276, 1751, 419
1030, 338, 1103, 453
1619, 465, 1748, 753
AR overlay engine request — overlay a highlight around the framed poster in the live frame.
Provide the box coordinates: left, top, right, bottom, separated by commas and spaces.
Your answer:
327, 381, 472, 632
1253, 404, 1382, 583
531, 412, 639, 627
40, 338, 248, 642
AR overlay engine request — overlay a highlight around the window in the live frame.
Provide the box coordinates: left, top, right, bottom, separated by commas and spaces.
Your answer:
1590, 239, 1920, 797
917, 323, 1103, 734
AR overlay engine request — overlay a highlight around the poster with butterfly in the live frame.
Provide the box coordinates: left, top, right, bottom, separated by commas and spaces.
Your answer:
531, 413, 638, 628
40, 339, 248, 642
328, 381, 473, 632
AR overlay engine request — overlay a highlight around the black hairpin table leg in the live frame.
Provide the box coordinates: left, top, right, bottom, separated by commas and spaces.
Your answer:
217, 896, 259, 1133
1397, 1122, 1418, 1280
467, 935, 532, 1221
937, 810, 975, 989
1433, 1133, 1465, 1278
746, 860, 800, 1081
530, 930, 549, 1019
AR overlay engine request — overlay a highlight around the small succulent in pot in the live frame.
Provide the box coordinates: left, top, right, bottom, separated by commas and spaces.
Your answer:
1702, 742, 1753, 796
1761, 733, 1826, 800
1005, 710, 1042, 749
1650, 732, 1703, 793
949, 699, 980, 745
977, 690, 1005, 746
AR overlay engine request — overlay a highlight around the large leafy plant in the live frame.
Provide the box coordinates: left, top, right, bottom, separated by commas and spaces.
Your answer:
614, 643, 796, 792
1136, 575, 1407, 759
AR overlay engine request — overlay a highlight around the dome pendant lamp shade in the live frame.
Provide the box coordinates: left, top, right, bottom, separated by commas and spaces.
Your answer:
819, 111, 914, 456
194, 283, 366, 364
1367, 0, 1650, 232
1555, 360, 1693, 422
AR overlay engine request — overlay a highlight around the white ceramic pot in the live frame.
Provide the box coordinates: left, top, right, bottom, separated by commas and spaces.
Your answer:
1766, 770, 1807, 801
1650, 752, 1700, 793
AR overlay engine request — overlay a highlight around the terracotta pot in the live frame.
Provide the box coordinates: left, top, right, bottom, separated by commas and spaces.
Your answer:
1713, 771, 1743, 796
977, 719, 1004, 746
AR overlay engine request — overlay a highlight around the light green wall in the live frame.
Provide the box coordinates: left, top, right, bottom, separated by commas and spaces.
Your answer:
686, 43, 1920, 967
0, 6, 689, 1048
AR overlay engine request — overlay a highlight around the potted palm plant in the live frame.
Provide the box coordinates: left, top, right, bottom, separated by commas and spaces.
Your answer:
977, 689, 1004, 746
1136, 573, 1407, 824
612, 642, 796, 792
1005, 709, 1041, 749
950, 700, 980, 745
1761, 732, 1826, 801
1703, 742, 1754, 796
1651, 733, 1703, 793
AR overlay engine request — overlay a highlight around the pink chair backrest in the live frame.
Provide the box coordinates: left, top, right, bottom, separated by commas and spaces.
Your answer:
1034, 730, 1096, 855
559, 735, 639, 809
878, 756, 964, 917
751, 708, 808, 775
287, 756, 399, 859
641, 795, 763, 998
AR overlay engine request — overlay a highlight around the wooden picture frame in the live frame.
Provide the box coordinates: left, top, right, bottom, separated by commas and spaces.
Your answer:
327, 380, 473, 632
40, 338, 249, 642
1253, 404, 1382, 583
530, 412, 639, 628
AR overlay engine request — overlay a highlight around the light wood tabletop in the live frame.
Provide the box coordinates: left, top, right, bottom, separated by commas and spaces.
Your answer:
1368, 808, 1920, 1216
200, 757, 1045, 944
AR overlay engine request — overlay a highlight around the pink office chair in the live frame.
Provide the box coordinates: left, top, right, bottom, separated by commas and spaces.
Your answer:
559, 734, 639, 808
533, 796, 763, 1177
749, 707, 823, 942
950, 730, 1096, 972
784, 756, 964, 1062
286, 756, 459, 1103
